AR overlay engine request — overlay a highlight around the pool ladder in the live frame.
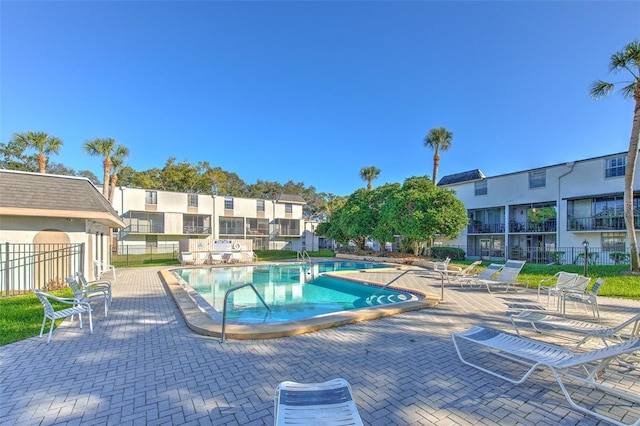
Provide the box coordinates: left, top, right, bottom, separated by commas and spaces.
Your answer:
219, 283, 271, 343
297, 250, 312, 264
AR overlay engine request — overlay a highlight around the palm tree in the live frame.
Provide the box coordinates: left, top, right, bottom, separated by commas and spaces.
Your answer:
590, 39, 640, 272
360, 166, 381, 190
423, 127, 453, 185
108, 145, 130, 204
83, 137, 121, 197
11, 131, 63, 173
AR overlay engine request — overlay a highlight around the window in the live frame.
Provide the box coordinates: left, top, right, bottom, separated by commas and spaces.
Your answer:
605, 156, 626, 178
145, 190, 157, 205
474, 181, 487, 196
224, 197, 234, 210
285, 203, 293, 214
256, 200, 265, 213
246, 218, 269, 235
187, 194, 198, 208
529, 170, 546, 189
276, 218, 300, 235
602, 233, 625, 252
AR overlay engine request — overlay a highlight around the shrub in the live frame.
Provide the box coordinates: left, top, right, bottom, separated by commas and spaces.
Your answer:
549, 251, 565, 265
430, 247, 465, 260
610, 252, 630, 265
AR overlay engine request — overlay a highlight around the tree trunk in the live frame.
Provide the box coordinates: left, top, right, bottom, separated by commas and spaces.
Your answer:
625, 87, 640, 272
102, 158, 112, 197
37, 153, 46, 173
109, 174, 118, 204
432, 152, 440, 184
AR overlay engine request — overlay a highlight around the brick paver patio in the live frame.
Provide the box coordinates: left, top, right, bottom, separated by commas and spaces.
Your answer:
1, 263, 639, 425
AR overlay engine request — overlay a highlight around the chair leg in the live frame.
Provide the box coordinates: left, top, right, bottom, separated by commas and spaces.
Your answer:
47, 319, 54, 344
39, 316, 47, 337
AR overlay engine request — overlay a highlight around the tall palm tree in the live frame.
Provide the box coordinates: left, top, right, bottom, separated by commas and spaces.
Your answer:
590, 39, 640, 272
83, 137, 121, 197
360, 166, 381, 190
11, 131, 63, 173
108, 145, 130, 204
423, 127, 453, 185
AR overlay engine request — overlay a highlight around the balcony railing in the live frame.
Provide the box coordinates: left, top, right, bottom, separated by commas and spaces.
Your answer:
183, 225, 211, 235
119, 224, 164, 238
467, 223, 505, 234
568, 216, 640, 231
509, 219, 556, 233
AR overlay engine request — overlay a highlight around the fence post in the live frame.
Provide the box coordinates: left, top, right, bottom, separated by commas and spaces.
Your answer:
3, 242, 9, 296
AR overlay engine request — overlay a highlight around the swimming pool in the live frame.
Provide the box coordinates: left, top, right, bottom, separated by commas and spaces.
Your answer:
175, 261, 418, 324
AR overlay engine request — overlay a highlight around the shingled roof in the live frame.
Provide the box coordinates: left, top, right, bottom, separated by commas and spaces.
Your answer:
277, 194, 306, 204
0, 170, 125, 228
437, 169, 485, 186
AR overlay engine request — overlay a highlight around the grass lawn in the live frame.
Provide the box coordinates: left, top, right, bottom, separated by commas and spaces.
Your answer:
1, 253, 638, 346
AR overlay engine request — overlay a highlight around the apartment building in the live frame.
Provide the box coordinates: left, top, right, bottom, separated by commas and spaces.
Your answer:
111, 187, 307, 252
437, 151, 640, 264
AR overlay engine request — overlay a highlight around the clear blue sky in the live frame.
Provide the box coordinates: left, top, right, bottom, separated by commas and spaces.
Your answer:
1, 1, 639, 196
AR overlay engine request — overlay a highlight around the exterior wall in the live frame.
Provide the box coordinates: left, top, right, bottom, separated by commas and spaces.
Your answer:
112, 187, 305, 250
1, 215, 111, 281
440, 152, 640, 262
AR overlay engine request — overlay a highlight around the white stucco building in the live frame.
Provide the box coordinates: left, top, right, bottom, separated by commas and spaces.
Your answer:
437, 151, 640, 264
110, 187, 308, 252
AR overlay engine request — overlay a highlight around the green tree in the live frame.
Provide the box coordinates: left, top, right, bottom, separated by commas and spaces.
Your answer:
423, 127, 453, 185
359, 166, 381, 190
83, 137, 122, 197
334, 189, 376, 249
11, 131, 63, 173
369, 182, 402, 251
383, 176, 467, 255
591, 39, 640, 272
108, 146, 130, 203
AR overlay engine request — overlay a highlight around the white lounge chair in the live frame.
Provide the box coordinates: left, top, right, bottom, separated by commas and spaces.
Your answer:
34, 289, 93, 344
440, 260, 482, 287
474, 260, 526, 293
245, 251, 259, 262
452, 326, 640, 426
196, 252, 210, 265
93, 259, 117, 280
274, 378, 363, 426
65, 276, 110, 316
209, 253, 224, 264
179, 252, 195, 265
458, 263, 503, 288
535, 271, 579, 307
563, 277, 605, 321
511, 310, 640, 348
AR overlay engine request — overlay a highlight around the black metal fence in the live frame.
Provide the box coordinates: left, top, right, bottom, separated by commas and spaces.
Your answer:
0, 243, 84, 295
112, 244, 180, 267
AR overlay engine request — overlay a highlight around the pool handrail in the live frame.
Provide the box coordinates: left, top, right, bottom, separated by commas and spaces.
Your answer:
219, 282, 271, 343
297, 250, 312, 264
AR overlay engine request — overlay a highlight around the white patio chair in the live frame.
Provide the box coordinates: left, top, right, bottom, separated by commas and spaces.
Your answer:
536, 271, 579, 307
65, 276, 110, 316
274, 378, 363, 426
196, 252, 210, 265
76, 271, 112, 305
34, 289, 93, 344
511, 310, 640, 348
563, 277, 605, 321
452, 326, 640, 426
93, 259, 117, 280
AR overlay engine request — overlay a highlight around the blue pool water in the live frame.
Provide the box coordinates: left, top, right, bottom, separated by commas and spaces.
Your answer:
175, 261, 417, 324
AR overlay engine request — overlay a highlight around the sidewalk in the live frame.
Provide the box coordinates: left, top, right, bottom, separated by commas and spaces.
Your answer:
1, 265, 639, 425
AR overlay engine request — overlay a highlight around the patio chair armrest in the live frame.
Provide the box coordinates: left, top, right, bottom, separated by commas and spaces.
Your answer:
41, 293, 85, 305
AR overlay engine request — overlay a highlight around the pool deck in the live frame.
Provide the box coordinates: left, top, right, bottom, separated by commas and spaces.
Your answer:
2, 261, 640, 425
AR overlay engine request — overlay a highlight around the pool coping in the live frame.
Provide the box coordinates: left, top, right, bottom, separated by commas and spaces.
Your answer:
158, 263, 440, 340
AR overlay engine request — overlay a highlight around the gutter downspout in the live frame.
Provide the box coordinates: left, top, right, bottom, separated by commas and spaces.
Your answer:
558, 162, 576, 249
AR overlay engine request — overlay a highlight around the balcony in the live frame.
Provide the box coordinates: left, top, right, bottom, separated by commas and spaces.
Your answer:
183, 225, 211, 235
118, 224, 164, 238
467, 222, 505, 234
509, 219, 556, 233
568, 216, 640, 231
